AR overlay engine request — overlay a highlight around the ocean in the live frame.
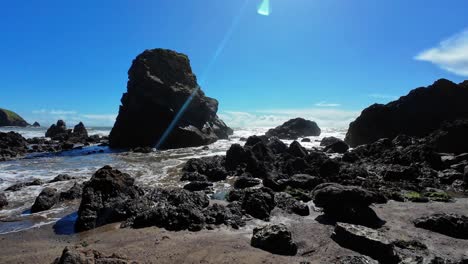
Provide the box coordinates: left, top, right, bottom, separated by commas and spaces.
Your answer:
0, 126, 347, 234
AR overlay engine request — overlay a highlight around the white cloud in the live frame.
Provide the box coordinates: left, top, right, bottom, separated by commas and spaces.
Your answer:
415, 29, 468, 76
220, 108, 359, 129
29, 109, 116, 127
368, 94, 398, 100
315, 101, 341, 107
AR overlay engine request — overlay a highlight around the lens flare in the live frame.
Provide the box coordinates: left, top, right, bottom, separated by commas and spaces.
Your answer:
258, 0, 270, 16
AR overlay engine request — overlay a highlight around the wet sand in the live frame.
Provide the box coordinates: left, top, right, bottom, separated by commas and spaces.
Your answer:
1, 199, 468, 263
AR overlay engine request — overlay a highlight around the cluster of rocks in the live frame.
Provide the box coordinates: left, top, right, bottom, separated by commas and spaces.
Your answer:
46, 120, 90, 143
109, 48, 232, 150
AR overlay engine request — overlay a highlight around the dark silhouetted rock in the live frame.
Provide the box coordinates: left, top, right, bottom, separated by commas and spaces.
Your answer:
203, 203, 245, 229
31, 187, 59, 213
332, 223, 400, 264
288, 141, 308, 158
226, 144, 248, 171
266, 137, 287, 154
301, 138, 311, 142
414, 213, 468, 239
32, 121, 40, 127
320, 136, 342, 147
46, 120, 69, 139
0, 131, 28, 160
71, 122, 88, 139
428, 119, 468, 154
0, 108, 29, 127
0, 193, 7, 209
75, 166, 144, 232
234, 176, 261, 189
345, 79, 468, 147
313, 183, 385, 228
287, 174, 322, 190
265, 118, 321, 140
183, 181, 213, 191
324, 140, 349, 153
60, 183, 83, 201
109, 48, 232, 150
49, 174, 75, 183
251, 224, 297, 256
275, 192, 309, 216
53, 246, 137, 264
234, 187, 276, 220
182, 155, 227, 182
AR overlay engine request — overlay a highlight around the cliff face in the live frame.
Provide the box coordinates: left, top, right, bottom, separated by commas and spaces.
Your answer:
0, 108, 29, 127
345, 79, 468, 147
109, 49, 232, 149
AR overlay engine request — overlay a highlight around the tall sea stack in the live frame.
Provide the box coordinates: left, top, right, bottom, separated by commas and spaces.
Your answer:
109, 49, 232, 149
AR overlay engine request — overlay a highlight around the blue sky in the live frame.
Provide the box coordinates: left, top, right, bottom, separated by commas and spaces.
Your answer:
1, 0, 467, 128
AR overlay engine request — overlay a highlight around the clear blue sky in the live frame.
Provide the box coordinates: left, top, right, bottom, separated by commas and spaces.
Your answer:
1, 0, 467, 128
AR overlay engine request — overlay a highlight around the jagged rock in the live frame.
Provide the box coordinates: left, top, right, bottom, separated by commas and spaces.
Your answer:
59, 183, 83, 201
32, 121, 40, 127
46, 120, 69, 139
324, 140, 349, 153
0, 193, 8, 209
31, 187, 59, 213
49, 174, 75, 183
234, 176, 261, 189
70, 122, 88, 141
5, 179, 43, 192
182, 156, 227, 182
287, 174, 322, 190
0, 108, 29, 127
203, 203, 245, 229
131, 146, 153, 153
251, 224, 297, 256
183, 181, 213, 191
0, 131, 28, 160
288, 141, 308, 158
332, 223, 400, 264
109, 48, 232, 149
313, 183, 385, 228
53, 246, 137, 264
275, 192, 309, 216
265, 118, 321, 140
414, 213, 468, 239
229, 187, 276, 220
75, 166, 144, 232
345, 79, 468, 147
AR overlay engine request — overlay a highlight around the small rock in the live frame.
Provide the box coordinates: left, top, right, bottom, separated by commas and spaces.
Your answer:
287, 174, 323, 190
301, 138, 311, 142
414, 213, 468, 239
234, 176, 261, 189
31, 187, 59, 213
183, 181, 213, 191
49, 174, 75, 183
251, 224, 298, 256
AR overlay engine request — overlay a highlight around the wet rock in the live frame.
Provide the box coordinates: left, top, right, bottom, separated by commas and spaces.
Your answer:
413, 213, 468, 239
203, 203, 245, 229
5, 179, 43, 192
182, 156, 227, 182
59, 183, 83, 201
288, 141, 308, 158
262, 174, 289, 192
345, 79, 468, 147
324, 140, 349, 153
266, 137, 287, 154
274, 192, 309, 216
234, 176, 261, 189
438, 169, 463, 184
31, 187, 59, 213
332, 223, 400, 264
0, 108, 29, 127
265, 118, 321, 140
244, 135, 268, 147
109, 48, 231, 149
313, 183, 385, 228
53, 246, 137, 264
0, 131, 28, 160
75, 166, 144, 232
183, 181, 213, 191
0, 193, 8, 209
49, 174, 75, 183
251, 224, 298, 256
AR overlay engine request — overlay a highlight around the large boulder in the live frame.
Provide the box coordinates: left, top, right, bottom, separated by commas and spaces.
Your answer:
109, 48, 232, 150
251, 224, 298, 256
75, 166, 144, 232
0, 131, 28, 160
413, 213, 468, 239
0, 108, 29, 127
31, 188, 59, 213
345, 79, 468, 147
265, 118, 321, 140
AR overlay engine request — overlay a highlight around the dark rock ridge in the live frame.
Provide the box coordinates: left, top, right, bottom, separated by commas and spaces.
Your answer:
345, 79, 468, 147
0, 108, 29, 127
109, 48, 232, 150
265, 118, 321, 140
251, 224, 298, 256
414, 213, 468, 239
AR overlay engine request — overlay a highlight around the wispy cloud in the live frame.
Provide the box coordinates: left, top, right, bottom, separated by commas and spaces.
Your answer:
29, 109, 116, 127
220, 108, 359, 129
315, 101, 341, 107
368, 94, 398, 100
415, 29, 468, 76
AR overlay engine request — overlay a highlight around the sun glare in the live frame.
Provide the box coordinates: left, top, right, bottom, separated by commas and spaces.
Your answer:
258, 0, 270, 16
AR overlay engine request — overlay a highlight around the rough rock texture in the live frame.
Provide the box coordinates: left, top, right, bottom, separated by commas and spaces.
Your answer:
251, 224, 298, 256
0, 193, 8, 209
313, 183, 385, 228
332, 223, 400, 264
5, 179, 43, 192
414, 214, 468, 239
75, 166, 144, 232
59, 183, 83, 201
265, 118, 321, 140
46, 120, 69, 139
345, 79, 468, 147
0, 131, 28, 160
334, 256, 379, 264
53, 246, 137, 264
71, 122, 88, 139
31, 188, 59, 213
0, 108, 29, 127
109, 48, 232, 149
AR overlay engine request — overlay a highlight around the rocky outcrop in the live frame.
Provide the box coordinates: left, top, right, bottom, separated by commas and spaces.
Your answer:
251, 224, 297, 256
46, 120, 69, 139
31, 188, 59, 213
0, 131, 28, 160
345, 79, 468, 147
32, 121, 40, 127
109, 48, 232, 150
265, 118, 321, 140
0, 108, 29, 127
71, 122, 88, 139
332, 223, 400, 264
46, 120, 89, 142
53, 246, 137, 264
414, 213, 468, 239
